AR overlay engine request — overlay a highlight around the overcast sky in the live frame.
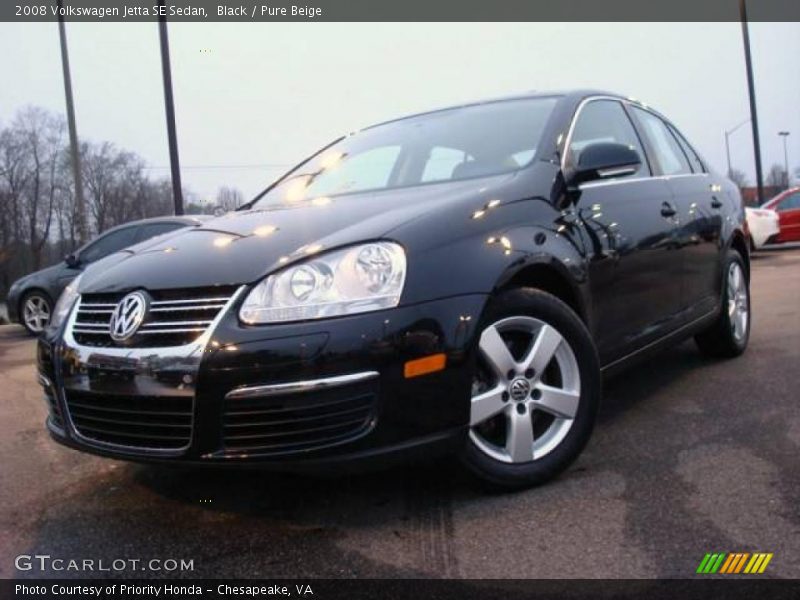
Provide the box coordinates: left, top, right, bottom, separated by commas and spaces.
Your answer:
1, 22, 798, 202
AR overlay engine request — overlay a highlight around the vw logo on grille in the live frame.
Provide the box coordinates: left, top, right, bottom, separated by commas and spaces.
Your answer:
509, 378, 531, 402
109, 291, 148, 342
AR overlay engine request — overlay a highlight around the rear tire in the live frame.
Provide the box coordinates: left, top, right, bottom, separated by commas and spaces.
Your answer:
694, 249, 750, 358
460, 288, 601, 491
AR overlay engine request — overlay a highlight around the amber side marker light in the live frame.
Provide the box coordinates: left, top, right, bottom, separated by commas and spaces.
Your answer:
404, 353, 447, 378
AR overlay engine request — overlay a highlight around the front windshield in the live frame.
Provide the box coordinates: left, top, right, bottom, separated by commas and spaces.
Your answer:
252, 97, 559, 207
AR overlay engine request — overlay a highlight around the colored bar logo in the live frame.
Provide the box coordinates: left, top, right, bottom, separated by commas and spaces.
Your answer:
696, 552, 773, 574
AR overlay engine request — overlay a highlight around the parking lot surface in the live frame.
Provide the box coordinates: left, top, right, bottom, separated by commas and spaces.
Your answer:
1, 248, 798, 579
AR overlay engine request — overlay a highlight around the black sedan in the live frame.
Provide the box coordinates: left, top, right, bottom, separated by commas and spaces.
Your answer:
8, 215, 208, 335
37, 91, 750, 489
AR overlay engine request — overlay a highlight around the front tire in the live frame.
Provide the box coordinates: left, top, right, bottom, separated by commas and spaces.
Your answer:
694, 249, 750, 358
20, 291, 52, 336
460, 288, 601, 490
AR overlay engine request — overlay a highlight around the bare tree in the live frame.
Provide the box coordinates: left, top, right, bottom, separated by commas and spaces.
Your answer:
0, 107, 67, 271
765, 163, 788, 191
727, 168, 749, 191
215, 186, 244, 213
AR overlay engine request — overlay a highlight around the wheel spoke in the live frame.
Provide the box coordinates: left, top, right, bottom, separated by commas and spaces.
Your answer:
523, 324, 563, 375
533, 384, 580, 419
506, 410, 535, 462
470, 386, 508, 426
479, 325, 517, 378
734, 308, 744, 339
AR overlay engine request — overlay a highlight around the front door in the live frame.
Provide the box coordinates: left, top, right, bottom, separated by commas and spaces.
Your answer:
565, 99, 684, 365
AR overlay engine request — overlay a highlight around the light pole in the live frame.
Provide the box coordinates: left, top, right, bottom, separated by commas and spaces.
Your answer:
57, 0, 89, 244
740, 0, 765, 204
158, 0, 184, 215
725, 118, 750, 177
778, 131, 790, 188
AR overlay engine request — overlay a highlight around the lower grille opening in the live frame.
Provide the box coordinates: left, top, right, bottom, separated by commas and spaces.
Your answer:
223, 392, 376, 455
65, 390, 192, 450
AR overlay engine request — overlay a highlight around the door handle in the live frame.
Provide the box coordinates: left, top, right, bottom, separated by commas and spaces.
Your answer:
711, 197, 723, 209
661, 202, 677, 218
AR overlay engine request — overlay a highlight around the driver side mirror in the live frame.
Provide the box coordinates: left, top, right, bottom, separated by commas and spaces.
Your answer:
566, 142, 642, 188
64, 253, 81, 269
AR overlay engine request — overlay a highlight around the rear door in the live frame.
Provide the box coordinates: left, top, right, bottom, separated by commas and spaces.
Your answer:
565, 99, 683, 364
629, 107, 724, 318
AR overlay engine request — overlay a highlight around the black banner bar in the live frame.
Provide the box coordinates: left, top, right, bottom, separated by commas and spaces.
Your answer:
3, 579, 800, 600
4, 0, 800, 23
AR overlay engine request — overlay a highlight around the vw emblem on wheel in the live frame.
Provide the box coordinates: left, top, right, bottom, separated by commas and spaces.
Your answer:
509, 378, 531, 402
109, 291, 148, 342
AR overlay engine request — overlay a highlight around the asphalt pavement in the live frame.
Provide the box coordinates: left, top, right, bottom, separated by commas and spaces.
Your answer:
1, 247, 798, 580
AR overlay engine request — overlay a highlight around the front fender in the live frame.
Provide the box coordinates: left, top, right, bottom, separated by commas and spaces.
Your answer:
396, 196, 588, 310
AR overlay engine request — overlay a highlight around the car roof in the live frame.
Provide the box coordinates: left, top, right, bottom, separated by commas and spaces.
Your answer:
361, 89, 629, 132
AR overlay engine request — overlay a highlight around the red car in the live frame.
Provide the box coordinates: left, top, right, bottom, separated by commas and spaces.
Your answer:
762, 187, 800, 243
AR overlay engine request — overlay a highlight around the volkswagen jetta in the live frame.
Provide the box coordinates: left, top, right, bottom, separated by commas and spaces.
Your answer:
37, 91, 750, 489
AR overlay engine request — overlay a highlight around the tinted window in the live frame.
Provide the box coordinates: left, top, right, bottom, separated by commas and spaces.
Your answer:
567, 100, 650, 177
134, 222, 185, 243
668, 124, 705, 173
79, 227, 138, 264
631, 107, 692, 176
253, 97, 559, 206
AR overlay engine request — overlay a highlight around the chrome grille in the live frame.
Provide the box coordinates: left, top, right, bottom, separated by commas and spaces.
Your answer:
72, 286, 237, 347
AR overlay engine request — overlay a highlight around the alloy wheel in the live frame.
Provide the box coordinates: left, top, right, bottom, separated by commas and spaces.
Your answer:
728, 262, 748, 341
469, 316, 581, 464
23, 294, 51, 333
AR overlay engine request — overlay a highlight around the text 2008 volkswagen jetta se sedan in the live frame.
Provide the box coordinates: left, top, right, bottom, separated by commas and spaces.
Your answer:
38, 91, 750, 489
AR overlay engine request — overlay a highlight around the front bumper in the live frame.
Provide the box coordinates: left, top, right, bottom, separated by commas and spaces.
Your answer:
37, 293, 487, 470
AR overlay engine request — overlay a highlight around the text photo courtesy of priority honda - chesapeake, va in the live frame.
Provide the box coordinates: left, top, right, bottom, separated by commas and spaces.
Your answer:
1, 2, 799, 599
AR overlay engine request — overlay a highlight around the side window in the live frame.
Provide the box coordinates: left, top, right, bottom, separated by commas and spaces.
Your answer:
668, 124, 705, 174
631, 108, 692, 176
422, 147, 471, 182
79, 227, 139, 264
567, 100, 650, 177
778, 193, 800, 211
134, 222, 184, 243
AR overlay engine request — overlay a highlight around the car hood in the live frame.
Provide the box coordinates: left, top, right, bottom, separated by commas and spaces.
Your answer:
80, 174, 516, 294
12, 263, 65, 289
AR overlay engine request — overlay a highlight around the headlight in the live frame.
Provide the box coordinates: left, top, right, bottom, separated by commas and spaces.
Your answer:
50, 275, 82, 330
240, 242, 406, 324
